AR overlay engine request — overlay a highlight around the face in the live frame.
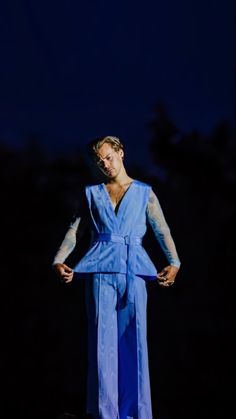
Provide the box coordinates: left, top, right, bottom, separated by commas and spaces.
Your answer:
95, 142, 124, 179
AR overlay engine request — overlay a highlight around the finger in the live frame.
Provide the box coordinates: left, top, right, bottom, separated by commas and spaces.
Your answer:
60, 276, 73, 284
62, 274, 73, 281
63, 272, 74, 279
158, 279, 168, 286
63, 270, 73, 276
157, 274, 167, 281
159, 281, 169, 287
157, 278, 166, 284
159, 278, 174, 287
166, 281, 175, 286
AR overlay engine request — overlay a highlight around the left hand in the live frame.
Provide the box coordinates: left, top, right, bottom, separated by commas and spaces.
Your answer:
157, 265, 179, 287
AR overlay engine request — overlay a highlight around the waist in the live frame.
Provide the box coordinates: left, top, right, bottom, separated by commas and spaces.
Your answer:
92, 233, 142, 246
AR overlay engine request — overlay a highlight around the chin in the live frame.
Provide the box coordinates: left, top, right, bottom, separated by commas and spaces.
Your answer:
106, 174, 116, 180
105, 170, 116, 178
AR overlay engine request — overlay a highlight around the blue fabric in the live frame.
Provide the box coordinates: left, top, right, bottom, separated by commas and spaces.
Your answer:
86, 273, 152, 419
75, 180, 154, 418
74, 180, 157, 304
52, 179, 180, 417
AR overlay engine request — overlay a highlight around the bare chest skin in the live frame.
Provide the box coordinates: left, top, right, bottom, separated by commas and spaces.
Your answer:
105, 180, 133, 209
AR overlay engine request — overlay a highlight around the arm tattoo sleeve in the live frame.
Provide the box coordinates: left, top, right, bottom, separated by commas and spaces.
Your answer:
146, 189, 181, 267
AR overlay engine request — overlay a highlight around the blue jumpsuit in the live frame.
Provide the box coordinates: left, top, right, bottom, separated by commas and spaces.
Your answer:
53, 180, 181, 419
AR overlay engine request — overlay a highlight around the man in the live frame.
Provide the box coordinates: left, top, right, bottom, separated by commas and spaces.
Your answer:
53, 136, 181, 419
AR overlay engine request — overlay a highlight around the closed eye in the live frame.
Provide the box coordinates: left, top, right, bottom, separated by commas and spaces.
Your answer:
97, 153, 114, 166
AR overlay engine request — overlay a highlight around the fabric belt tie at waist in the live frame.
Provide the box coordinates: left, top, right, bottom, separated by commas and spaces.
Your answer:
93, 233, 143, 307
93, 233, 142, 246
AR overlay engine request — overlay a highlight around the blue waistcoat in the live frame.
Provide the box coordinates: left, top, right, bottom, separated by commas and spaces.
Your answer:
74, 180, 157, 304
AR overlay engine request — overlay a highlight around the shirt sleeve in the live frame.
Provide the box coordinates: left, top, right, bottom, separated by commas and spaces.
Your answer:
52, 217, 81, 265
146, 188, 181, 268
52, 188, 89, 266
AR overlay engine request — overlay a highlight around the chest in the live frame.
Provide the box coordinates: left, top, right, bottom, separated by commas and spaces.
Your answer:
105, 184, 132, 210
86, 182, 150, 231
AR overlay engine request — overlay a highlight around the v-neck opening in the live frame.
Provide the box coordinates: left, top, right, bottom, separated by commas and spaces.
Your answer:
102, 180, 136, 217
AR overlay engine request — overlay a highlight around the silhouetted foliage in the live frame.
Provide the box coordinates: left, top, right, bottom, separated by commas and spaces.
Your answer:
146, 104, 236, 418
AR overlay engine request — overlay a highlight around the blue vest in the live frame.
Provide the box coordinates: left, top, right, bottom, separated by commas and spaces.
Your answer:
74, 180, 157, 303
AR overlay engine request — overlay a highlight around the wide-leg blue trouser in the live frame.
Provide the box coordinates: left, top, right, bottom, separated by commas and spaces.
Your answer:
85, 273, 153, 419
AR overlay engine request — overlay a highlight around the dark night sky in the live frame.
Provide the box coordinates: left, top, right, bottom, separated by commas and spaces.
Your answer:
0, 0, 235, 165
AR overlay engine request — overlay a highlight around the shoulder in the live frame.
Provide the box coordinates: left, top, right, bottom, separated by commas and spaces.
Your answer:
133, 180, 153, 199
84, 183, 104, 199
85, 182, 103, 191
133, 179, 152, 190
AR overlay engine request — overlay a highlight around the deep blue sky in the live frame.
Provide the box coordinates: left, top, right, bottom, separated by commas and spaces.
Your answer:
0, 0, 235, 165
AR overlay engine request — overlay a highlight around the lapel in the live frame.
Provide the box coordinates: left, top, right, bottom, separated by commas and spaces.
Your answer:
100, 181, 136, 230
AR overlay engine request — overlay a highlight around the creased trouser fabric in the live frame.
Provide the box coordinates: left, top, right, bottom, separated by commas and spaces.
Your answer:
85, 273, 153, 419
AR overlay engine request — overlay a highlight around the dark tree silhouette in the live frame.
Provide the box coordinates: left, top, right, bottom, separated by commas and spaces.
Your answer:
146, 104, 236, 419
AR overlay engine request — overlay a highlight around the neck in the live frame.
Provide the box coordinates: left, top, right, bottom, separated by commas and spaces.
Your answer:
107, 168, 133, 186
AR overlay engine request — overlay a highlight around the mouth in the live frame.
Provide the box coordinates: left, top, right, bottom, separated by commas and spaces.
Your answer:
106, 169, 114, 175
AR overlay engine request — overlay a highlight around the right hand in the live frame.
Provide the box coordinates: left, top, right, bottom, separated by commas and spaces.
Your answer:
53, 263, 74, 283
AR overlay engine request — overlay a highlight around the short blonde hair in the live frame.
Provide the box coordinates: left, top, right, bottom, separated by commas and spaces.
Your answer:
88, 136, 124, 159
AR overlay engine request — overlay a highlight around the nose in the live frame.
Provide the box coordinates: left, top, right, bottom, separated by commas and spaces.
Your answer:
103, 159, 110, 169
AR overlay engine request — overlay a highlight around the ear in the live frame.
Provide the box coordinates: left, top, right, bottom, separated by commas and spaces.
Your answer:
119, 149, 124, 159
